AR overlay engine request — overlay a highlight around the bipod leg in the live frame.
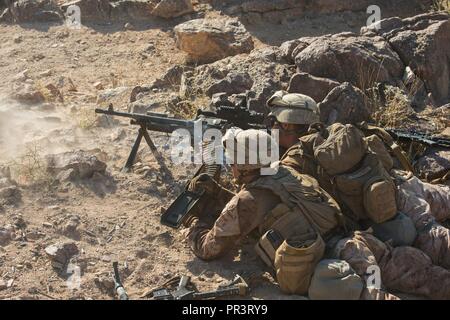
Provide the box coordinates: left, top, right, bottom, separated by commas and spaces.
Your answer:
140, 125, 174, 182
122, 129, 144, 173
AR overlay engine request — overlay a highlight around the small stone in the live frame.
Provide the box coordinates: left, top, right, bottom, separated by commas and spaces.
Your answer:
43, 222, 53, 228
44, 242, 79, 270
144, 44, 155, 53
13, 69, 29, 82
101, 255, 111, 262
93, 82, 104, 90
13, 35, 22, 43
124, 23, 135, 30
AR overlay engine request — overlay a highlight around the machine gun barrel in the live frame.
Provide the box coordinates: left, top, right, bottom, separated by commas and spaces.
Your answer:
95, 107, 197, 135
385, 128, 450, 149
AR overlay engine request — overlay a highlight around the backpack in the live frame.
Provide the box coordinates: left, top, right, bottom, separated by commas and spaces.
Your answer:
313, 124, 397, 223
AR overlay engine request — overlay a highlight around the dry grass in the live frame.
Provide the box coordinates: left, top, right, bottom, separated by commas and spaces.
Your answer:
431, 0, 450, 12
356, 58, 386, 112
372, 86, 416, 128
76, 108, 97, 129
9, 143, 54, 187
167, 66, 212, 120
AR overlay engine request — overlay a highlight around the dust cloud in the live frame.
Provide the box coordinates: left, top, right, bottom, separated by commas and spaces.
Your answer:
0, 95, 89, 164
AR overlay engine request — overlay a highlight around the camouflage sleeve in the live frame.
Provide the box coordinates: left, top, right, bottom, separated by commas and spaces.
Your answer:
184, 191, 261, 261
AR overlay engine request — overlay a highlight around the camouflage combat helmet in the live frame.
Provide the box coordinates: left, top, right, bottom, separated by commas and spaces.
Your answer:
266, 90, 319, 125
222, 128, 278, 171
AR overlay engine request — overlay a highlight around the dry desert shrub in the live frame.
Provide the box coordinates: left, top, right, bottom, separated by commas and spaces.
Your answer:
431, 0, 450, 13
76, 108, 97, 129
371, 86, 416, 128
9, 143, 54, 187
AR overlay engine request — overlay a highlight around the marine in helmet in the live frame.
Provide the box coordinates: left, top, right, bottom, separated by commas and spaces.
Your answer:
183, 129, 343, 295
264, 90, 450, 299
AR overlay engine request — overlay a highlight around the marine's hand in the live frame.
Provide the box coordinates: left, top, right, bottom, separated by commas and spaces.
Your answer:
188, 173, 221, 197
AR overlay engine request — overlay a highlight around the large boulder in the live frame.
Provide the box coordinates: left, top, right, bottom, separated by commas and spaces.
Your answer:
291, 33, 404, 91
45, 150, 107, 181
287, 72, 340, 103
177, 47, 290, 113
174, 18, 254, 63
10, 83, 45, 105
0, 0, 62, 23
318, 82, 371, 125
151, 0, 193, 18
292, 33, 405, 90
362, 12, 450, 106
61, 0, 113, 21
415, 148, 450, 181
206, 72, 254, 96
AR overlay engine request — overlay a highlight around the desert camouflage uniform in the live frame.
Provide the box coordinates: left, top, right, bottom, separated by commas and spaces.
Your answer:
281, 133, 450, 297
333, 231, 450, 299
281, 138, 450, 270
185, 186, 279, 260
395, 172, 450, 269
184, 165, 340, 260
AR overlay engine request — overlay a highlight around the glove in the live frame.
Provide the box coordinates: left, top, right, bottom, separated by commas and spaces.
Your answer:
187, 173, 221, 197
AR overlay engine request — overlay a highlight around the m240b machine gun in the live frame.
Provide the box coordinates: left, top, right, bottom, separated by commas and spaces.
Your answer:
95, 102, 266, 229
384, 128, 450, 149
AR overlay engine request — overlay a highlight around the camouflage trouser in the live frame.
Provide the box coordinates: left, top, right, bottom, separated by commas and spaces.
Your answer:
334, 231, 450, 299
396, 187, 450, 269
397, 174, 450, 222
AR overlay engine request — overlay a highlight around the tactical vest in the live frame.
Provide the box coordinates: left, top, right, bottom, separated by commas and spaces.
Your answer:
247, 165, 343, 295
248, 165, 343, 239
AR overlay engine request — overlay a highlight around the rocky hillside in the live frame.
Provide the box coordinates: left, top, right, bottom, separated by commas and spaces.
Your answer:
0, 0, 448, 300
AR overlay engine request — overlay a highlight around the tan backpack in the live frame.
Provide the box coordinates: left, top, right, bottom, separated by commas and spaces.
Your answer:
249, 166, 343, 295
314, 124, 367, 176
313, 124, 397, 223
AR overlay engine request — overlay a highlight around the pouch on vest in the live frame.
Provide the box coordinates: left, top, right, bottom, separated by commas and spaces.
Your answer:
335, 153, 397, 223
255, 229, 284, 268
274, 232, 325, 295
314, 124, 367, 176
364, 134, 393, 171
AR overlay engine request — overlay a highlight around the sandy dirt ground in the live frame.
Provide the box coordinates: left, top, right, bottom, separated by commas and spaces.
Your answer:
0, 4, 442, 300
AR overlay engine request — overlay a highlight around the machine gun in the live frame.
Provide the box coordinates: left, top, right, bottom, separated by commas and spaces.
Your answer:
95, 103, 266, 171
152, 274, 249, 300
95, 100, 266, 229
384, 128, 450, 149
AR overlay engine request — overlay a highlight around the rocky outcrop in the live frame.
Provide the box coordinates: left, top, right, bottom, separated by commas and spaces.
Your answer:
227, 0, 432, 25
288, 72, 340, 103
177, 47, 290, 112
0, 0, 63, 23
10, 83, 46, 105
289, 33, 404, 91
318, 82, 371, 125
414, 147, 450, 181
45, 150, 107, 181
151, 0, 193, 18
174, 18, 254, 63
58, 0, 194, 22
362, 12, 450, 106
